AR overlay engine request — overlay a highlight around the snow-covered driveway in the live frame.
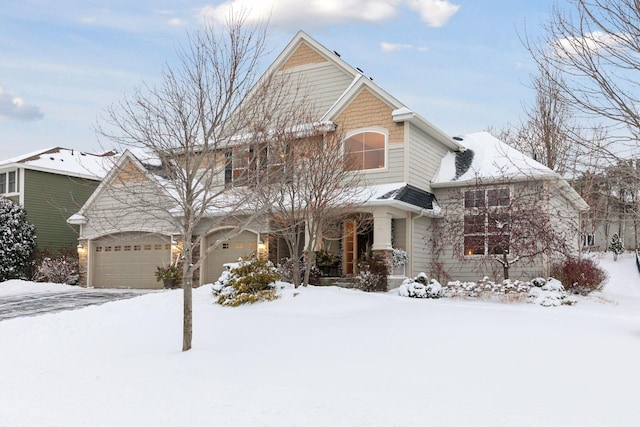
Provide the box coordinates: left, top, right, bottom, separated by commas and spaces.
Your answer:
0, 289, 155, 321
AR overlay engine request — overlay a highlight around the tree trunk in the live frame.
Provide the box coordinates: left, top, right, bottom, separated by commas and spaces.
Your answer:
502, 252, 510, 280
182, 242, 193, 352
183, 280, 192, 351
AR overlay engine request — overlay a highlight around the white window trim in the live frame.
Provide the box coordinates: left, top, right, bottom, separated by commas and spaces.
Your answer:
343, 127, 389, 173
0, 168, 21, 198
462, 187, 512, 258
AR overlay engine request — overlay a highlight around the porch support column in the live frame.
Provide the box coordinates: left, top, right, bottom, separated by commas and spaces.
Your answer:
372, 209, 393, 252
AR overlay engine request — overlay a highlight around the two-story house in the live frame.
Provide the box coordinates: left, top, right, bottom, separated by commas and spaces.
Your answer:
69, 31, 587, 289
0, 147, 116, 253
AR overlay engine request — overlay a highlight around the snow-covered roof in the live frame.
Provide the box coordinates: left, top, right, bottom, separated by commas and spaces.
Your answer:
0, 147, 118, 180
432, 132, 555, 185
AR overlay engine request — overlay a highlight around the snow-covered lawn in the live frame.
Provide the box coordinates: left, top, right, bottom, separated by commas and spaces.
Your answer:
1, 253, 639, 426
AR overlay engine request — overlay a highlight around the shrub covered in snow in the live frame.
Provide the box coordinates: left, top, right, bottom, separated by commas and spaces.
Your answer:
550, 257, 607, 296
527, 277, 576, 307
608, 233, 624, 260
212, 256, 280, 306
0, 197, 37, 282
354, 254, 389, 292
398, 273, 443, 298
398, 273, 441, 298
32, 254, 79, 285
442, 277, 529, 301
392, 248, 409, 267
397, 273, 575, 307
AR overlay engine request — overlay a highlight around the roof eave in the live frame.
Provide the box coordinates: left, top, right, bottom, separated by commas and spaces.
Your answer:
392, 109, 464, 151
364, 198, 442, 218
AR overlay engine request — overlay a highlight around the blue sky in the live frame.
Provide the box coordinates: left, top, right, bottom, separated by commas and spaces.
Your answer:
1, 0, 558, 159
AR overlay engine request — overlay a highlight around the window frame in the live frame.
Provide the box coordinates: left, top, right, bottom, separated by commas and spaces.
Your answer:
0, 169, 19, 195
342, 129, 388, 172
224, 142, 290, 188
463, 187, 511, 257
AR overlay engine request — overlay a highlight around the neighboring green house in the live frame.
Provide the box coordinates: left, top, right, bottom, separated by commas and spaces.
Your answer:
0, 147, 116, 253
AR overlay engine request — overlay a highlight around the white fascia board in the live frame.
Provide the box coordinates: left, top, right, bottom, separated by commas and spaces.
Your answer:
364, 198, 443, 218
392, 108, 464, 152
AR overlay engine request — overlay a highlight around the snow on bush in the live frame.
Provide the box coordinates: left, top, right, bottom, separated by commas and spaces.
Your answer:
33, 254, 79, 285
0, 197, 37, 282
354, 254, 389, 292
398, 273, 575, 307
398, 273, 443, 298
527, 277, 576, 307
212, 257, 280, 306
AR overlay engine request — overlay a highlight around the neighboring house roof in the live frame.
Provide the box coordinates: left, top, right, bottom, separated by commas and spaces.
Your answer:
0, 147, 118, 180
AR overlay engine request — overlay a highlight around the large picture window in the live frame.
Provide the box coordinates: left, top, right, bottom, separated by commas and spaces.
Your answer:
343, 131, 386, 171
463, 188, 510, 256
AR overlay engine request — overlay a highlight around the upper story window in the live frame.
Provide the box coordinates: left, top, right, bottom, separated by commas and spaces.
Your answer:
224, 143, 289, 188
343, 131, 386, 171
0, 170, 18, 194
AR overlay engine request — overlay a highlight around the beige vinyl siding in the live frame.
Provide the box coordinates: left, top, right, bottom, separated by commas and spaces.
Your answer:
392, 218, 407, 251
81, 182, 176, 239
22, 169, 99, 251
409, 215, 433, 278
406, 124, 449, 191
431, 182, 565, 282
358, 145, 404, 185
285, 63, 354, 117
549, 182, 582, 257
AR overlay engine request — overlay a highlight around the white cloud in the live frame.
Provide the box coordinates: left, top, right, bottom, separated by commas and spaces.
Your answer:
381, 42, 413, 52
199, 0, 398, 27
406, 0, 459, 27
0, 86, 44, 121
553, 31, 627, 58
200, 0, 458, 28
381, 42, 429, 52
167, 17, 186, 27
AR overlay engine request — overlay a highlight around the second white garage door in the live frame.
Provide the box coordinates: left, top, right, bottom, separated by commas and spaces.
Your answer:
204, 230, 259, 283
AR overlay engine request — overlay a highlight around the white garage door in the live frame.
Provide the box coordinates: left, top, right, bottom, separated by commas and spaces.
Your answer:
205, 230, 258, 283
92, 233, 171, 289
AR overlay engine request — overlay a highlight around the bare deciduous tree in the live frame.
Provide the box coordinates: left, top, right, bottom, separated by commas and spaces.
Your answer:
255, 122, 369, 287
433, 175, 579, 280
96, 15, 302, 351
526, 0, 640, 158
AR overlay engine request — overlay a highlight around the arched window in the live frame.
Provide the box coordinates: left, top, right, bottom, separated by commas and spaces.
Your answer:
343, 131, 386, 171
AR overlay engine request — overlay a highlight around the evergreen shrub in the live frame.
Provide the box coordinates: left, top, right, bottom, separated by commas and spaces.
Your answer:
0, 197, 37, 281
212, 256, 280, 306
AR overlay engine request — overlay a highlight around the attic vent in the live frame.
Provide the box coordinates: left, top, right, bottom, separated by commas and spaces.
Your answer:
453, 136, 463, 141
49, 157, 55, 160
333, 50, 341, 57
356, 67, 363, 73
